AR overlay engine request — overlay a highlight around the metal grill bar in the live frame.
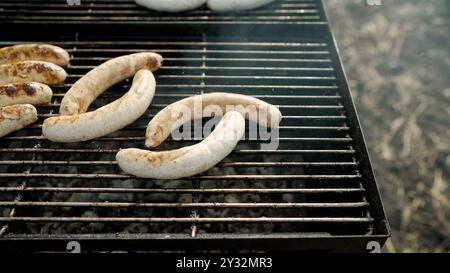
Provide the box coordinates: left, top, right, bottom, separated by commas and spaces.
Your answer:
67, 49, 330, 54
0, 174, 362, 180
26, 125, 349, 130
0, 161, 358, 167
52, 84, 339, 89
0, 187, 363, 193
0, 148, 356, 154
33, 105, 345, 110
30, 116, 347, 121
2, 10, 321, 15
1, 137, 353, 142
0, 41, 328, 46
2, 8, 320, 14
69, 57, 332, 62
0, 201, 369, 208
0, 217, 373, 223
48, 94, 342, 99
1, 3, 317, 9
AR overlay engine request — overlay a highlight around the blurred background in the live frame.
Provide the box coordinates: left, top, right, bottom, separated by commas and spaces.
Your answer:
325, 0, 449, 252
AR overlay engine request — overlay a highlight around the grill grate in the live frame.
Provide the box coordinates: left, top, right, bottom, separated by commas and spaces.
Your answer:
0, 0, 325, 24
0, 0, 389, 252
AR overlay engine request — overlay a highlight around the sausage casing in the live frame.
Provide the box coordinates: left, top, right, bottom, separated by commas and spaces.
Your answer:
59, 52, 163, 116
0, 82, 53, 107
0, 44, 70, 67
135, 0, 207, 12
0, 61, 67, 85
145, 92, 282, 147
0, 104, 38, 137
207, 0, 275, 11
117, 111, 245, 179
43, 69, 156, 143
0, 44, 70, 66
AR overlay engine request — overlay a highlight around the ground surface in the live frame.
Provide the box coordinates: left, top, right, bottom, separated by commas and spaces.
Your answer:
325, 0, 449, 252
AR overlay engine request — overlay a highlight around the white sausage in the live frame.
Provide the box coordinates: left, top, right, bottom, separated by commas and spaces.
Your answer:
0, 104, 38, 137
117, 111, 245, 179
0, 82, 53, 107
145, 92, 282, 147
59, 52, 163, 116
207, 0, 276, 11
0, 44, 70, 67
0, 61, 67, 85
42, 69, 156, 143
135, 0, 207, 12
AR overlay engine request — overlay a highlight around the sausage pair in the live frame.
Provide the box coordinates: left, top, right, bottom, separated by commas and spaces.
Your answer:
117, 93, 282, 179
0, 44, 69, 137
0, 44, 69, 85
135, 0, 276, 12
42, 52, 163, 142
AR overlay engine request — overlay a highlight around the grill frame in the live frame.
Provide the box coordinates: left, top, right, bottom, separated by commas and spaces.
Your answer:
0, 0, 390, 252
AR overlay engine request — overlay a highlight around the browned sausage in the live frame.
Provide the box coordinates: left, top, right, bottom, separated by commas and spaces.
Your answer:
0, 104, 38, 137
0, 44, 70, 67
0, 82, 53, 107
0, 61, 67, 85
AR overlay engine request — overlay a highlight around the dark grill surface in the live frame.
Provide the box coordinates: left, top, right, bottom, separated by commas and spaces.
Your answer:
0, 0, 389, 252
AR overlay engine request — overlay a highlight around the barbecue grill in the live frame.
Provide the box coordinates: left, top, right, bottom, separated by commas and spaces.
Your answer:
0, 0, 390, 252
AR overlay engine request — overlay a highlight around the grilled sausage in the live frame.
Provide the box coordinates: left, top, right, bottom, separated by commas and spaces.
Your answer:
59, 52, 163, 116
0, 61, 67, 85
0, 82, 53, 107
42, 69, 156, 143
0, 44, 70, 67
135, 0, 207, 12
0, 104, 38, 137
145, 92, 282, 147
207, 0, 275, 11
117, 111, 245, 179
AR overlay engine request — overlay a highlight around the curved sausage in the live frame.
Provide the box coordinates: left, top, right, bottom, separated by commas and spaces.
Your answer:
0, 44, 70, 67
0, 61, 67, 85
207, 0, 276, 11
59, 52, 163, 116
42, 69, 156, 143
117, 111, 245, 179
0, 104, 38, 137
135, 0, 207, 12
145, 92, 282, 147
0, 82, 53, 107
